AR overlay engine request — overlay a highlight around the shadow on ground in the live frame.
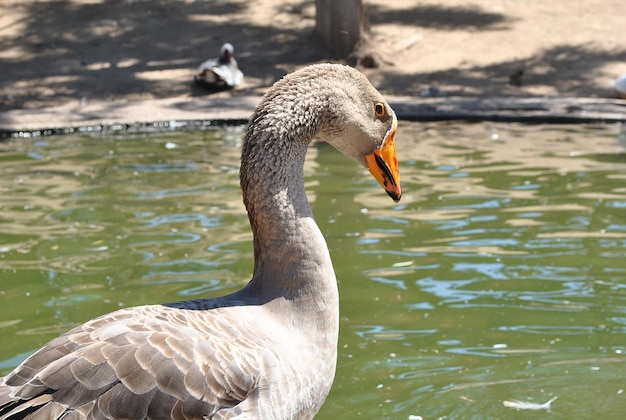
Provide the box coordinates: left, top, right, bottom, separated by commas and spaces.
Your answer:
368, 3, 514, 30
1, 0, 625, 112
0, 0, 318, 111
379, 44, 626, 97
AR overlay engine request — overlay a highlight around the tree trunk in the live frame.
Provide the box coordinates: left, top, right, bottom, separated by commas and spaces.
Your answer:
315, 0, 366, 59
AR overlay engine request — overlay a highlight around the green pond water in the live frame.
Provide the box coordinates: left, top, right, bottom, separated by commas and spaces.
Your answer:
1, 122, 626, 419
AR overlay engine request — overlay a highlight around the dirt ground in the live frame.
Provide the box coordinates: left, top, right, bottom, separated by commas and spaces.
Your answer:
1, 0, 625, 114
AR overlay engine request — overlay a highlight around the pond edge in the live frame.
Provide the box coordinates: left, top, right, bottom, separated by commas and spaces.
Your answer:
2, 95, 625, 139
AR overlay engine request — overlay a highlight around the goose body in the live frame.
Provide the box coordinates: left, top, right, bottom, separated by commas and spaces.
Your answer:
0, 64, 401, 419
195, 43, 244, 87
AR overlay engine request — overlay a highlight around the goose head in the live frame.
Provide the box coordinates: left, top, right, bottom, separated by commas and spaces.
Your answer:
245, 64, 401, 203
315, 67, 401, 202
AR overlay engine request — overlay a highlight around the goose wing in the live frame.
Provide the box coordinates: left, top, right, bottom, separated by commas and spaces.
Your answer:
0, 305, 277, 419
211, 62, 243, 87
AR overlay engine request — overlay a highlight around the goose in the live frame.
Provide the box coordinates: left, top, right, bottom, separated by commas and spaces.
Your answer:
0, 63, 401, 419
194, 43, 244, 88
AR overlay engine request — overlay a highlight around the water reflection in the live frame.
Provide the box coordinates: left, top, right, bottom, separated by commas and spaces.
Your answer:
1, 123, 625, 418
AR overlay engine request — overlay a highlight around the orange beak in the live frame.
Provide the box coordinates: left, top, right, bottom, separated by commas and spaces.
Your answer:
365, 119, 401, 202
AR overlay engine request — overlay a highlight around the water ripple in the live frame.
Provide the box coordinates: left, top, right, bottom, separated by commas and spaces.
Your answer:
140, 213, 222, 228
353, 325, 438, 341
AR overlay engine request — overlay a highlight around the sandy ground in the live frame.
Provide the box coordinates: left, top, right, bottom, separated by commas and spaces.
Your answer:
1, 0, 625, 124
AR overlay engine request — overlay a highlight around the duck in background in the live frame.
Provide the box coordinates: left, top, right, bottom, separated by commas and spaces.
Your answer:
194, 43, 244, 88
612, 74, 626, 99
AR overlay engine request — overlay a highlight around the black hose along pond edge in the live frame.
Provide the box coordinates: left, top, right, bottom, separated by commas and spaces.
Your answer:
0, 118, 251, 140
1, 96, 625, 140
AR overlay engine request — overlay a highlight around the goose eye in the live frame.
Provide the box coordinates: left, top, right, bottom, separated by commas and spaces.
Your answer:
374, 102, 385, 117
